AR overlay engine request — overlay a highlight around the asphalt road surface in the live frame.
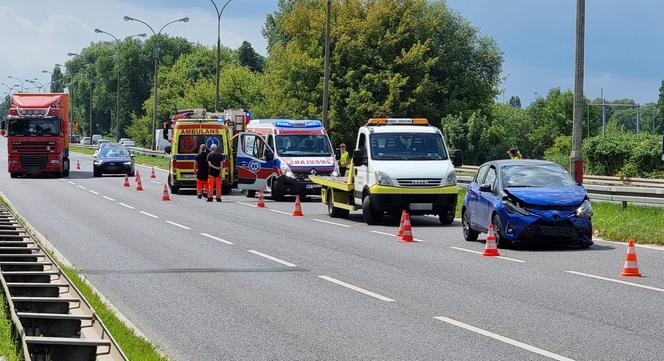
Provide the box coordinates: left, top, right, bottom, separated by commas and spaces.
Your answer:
1, 139, 663, 360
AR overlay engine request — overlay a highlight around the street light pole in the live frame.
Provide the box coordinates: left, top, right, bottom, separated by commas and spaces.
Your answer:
570, 0, 585, 184
123, 16, 189, 149
210, 0, 232, 113
8, 76, 26, 92
322, 0, 332, 128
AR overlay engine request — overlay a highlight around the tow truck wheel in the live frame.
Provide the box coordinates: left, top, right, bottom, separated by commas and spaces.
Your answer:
438, 207, 455, 225
327, 189, 349, 218
10, 173, 18, 179
168, 174, 180, 194
246, 190, 256, 198
63, 159, 70, 177
362, 196, 381, 225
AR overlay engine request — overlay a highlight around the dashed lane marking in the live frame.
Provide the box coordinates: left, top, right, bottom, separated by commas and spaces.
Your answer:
88, 190, 100, 195
313, 219, 351, 228
119, 202, 135, 210
450, 247, 525, 263
434, 316, 575, 361
77, 185, 87, 190
566, 271, 664, 293
102, 196, 115, 201
269, 209, 291, 216
248, 250, 297, 267
318, 276, 395, 302
164, 220, 191, 230
370, 230, 424, 242
67, 181, 75, 185
235, 201, 257, 208
139, 211, 159, 219
200, 233, 234, 245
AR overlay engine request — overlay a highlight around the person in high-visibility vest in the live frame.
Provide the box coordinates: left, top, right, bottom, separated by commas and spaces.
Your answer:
507, 147, 523, 160
338, 143, 350, 176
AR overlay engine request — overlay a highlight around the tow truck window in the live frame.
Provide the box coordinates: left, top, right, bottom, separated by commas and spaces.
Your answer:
8, 117, 60, 136
178, 135, 223, 154
369, 133, 447, 160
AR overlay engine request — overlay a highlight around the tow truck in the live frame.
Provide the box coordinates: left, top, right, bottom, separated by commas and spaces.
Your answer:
309, 118, 462, 225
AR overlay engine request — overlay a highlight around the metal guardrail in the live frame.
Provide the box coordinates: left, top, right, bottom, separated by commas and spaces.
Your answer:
0, 205, 128, 361
456, 175, 664, 206
74, 144, 167, 158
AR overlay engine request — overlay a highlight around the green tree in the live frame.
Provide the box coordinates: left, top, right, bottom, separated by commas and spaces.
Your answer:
238, 41, 264, 72
655, 80, 664, 133
50, 66, 65, 93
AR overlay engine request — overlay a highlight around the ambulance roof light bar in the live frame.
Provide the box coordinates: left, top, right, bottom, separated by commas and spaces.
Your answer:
366, 118, 429, 126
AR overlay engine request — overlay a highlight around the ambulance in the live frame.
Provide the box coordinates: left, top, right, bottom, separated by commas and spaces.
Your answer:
235, 119, 337, 200
163, 109, 248, 194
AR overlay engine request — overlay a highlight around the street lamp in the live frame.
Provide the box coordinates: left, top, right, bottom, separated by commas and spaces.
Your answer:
94, 28, 147, 140
123, 15, 189, 149
8, 76, 26, 92
210, 0, 232, 112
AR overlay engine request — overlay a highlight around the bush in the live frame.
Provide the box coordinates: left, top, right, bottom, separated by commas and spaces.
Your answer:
544, 135, 571, 171
583, 133, 664, 177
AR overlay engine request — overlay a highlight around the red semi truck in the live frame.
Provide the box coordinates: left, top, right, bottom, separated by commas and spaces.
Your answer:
3, 93, 70, 177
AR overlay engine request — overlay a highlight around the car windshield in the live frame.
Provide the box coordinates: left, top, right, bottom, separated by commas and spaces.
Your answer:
99, 147, 129, 158
8, 117, 60, 136
275, 135, 332, 156
177, 135, 223, 154
370, 132, 447, 160
501, 164, 576, 188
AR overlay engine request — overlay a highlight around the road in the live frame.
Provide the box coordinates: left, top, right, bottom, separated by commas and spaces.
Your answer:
1, 139, 663, 360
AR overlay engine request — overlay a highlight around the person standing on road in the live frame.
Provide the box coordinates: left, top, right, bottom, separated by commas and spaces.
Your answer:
207, 144, 223, 202
507, 147, 523, 160
338, 143, 350, 176
194, 144, 209, 199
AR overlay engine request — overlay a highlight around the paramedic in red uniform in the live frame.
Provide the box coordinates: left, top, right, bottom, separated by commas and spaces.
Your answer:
206, 143, 223, 202
194, 144, 209, 199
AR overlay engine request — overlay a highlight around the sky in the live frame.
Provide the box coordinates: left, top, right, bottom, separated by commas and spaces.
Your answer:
1, 0, 663, 106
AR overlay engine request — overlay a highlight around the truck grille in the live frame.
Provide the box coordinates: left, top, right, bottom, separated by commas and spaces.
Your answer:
11, 142, 53, 154
20, 156, 48, 168
396, 178, 442, 187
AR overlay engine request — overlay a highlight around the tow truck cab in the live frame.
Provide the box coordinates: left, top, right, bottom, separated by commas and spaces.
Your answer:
352, 118, 462, 224
237, 119, 337, 200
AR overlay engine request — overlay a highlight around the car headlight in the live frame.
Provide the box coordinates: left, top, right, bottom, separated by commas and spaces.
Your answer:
375, 170, 396, 186
93, 160, 102, 165
576, 200, 592, 219
123, 161, 132, 165
280, 162, 294, 178
502, 199, 533, 216
442, 171, 457, 186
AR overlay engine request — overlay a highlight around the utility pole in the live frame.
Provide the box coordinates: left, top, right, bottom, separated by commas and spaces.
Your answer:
210, 0, 232, 113
601, 88, 606, 135
570, 0, 585, 184
322, 0, 332, 128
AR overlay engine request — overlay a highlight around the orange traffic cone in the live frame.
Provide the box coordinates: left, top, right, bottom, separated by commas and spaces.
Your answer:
292, 195, 304, 216
123, 174, 130, 187
161, 184, 171, 201
76, 160, 80, 170
620, 239, 642, 277
150, 167, 157, 179
396, 210, 406, 237
399, 213, 415, 242
135, 176, 143, 191
135, 169, 140, 183
257, 189, 266, 208
482, 224, 500, 256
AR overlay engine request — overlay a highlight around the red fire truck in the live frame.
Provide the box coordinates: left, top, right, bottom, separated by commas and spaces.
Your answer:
3, 93, 70, 178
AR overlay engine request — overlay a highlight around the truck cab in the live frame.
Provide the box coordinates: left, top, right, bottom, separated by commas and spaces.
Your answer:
238, 119, 337, 200
352, 118, 461, 224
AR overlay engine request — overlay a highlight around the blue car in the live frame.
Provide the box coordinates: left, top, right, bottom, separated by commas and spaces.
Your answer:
462, 160, 593, 248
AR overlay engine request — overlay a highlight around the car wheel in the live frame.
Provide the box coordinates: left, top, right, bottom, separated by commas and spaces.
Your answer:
438, 207, 456, 225
492, 213, 510, 249
327, 189, 349, 218
93, 167, 101, 177
462, 208, 479, 242
9, 173, 18, 179
168, 174, 179, 194
271, 180, 285, 202
246, 190, 256, 198
222, 184, 232, 195
362, 195, 381, 225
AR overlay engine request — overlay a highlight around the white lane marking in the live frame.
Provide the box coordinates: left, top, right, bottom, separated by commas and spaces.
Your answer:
88, 190, 100, 195
66, 181, 75, 185
235, 201, 257, 208
566, 271, 664, 293
139, 211, 159, 219
594, 238, 664, 251
102, 196, 115, 201
318, 276, 395, 302
77, 185, 87, 190
269, 209, 291, 216
165, 220, 191, 230
450, 247, 525, 263
248, 250, 297, 267
200, 232, 234, 245
59, 179, 67, 182
371, 230, 424, 242
119, 202, 135, 210
149, 180, 160, 185
434, 316, 575, 361
313, 218, 351, 228
136, 164, 167, 173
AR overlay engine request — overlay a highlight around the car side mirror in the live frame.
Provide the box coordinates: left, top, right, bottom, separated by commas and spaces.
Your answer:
164, 145, 172, 154
352, 149, 364, 167
479, 183, 492, 192
334, 148, 341, 160
265, 149, 274, 161
452, 149, 463, 167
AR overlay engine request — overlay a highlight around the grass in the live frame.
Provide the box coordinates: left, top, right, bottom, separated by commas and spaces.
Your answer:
0, 290, 21, 361
70, 145, 170, 170
455, 188, 664, 245
59, 266, 168, 361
